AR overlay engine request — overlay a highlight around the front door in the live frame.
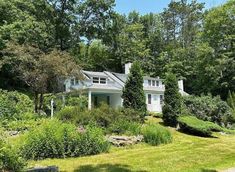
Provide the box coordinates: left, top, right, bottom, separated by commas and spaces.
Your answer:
147, 94, 161, 112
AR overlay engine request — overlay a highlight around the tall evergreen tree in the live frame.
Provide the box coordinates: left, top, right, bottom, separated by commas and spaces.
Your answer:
122, 61, 146, 113
162, 73, 182, 127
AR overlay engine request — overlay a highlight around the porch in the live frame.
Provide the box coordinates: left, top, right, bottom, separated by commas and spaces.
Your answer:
87, 90, 123, 109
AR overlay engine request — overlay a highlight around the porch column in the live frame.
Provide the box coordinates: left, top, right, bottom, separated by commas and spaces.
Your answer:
88, 90, 91, 110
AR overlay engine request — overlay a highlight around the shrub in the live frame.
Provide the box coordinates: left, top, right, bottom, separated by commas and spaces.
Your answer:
107, 119, 142, 135
178, 116, 223, 137
1, 118, 44, 132
56, 104, 143, 128
183, 95, 233, 126
67, 96, 88, 110
162, 73, 182, 127
141, 123, 172, 146
21, 119, 109, 160
0, 131, 26, 171
77, 125, 110, 156
0, 89, 34, 119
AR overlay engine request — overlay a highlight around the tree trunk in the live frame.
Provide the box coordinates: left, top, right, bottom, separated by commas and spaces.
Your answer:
39, 93, 44, 111
34, 92, 39, 113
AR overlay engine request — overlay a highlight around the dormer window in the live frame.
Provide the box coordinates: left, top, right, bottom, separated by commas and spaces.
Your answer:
93, 77, 107, 84
148, 80, 159, 87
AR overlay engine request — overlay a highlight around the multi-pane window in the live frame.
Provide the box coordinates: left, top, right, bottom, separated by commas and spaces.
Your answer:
100, 78, 107, 84
93, 77, 99, 83
148, 94, 152, 104
70, 78, 75, 86
71, 78, 79, 86
148, 80, 160, 87
93, 77, 107, 84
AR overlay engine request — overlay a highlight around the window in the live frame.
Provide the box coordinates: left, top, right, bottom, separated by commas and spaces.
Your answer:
148, 94, 151, 104
93, 77, 99, 83
148, 80, 159, 87
156, 81, 159, 86
93, 77, 107, 84
152, 80, 156, 86
70, 78, 75, 86
100, 78, 107, 84
75, 79, 79, 85
160, 95, 164, 104
107, 96, 110, 105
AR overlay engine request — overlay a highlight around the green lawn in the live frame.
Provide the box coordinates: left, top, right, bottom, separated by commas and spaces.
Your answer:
28, 119, 235, 172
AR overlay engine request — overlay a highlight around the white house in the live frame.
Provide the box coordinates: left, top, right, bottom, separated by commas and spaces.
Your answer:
64, 63, 187, 113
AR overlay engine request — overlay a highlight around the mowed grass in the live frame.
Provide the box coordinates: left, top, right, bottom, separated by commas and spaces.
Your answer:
29, 118, 235, 172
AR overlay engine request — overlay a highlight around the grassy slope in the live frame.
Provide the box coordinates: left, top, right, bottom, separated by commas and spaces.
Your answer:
29, 118, 235, 172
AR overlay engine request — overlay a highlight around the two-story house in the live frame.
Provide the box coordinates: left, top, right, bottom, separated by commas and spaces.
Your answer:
64, 63, 187, 112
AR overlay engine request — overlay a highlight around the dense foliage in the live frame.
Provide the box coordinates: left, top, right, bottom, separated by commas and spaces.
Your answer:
21, 119, 109, 160
162, 73, 182, 127
141, 123, 172, 146
0, 89, 33, 119
56, 103, 143, 130
0, 0, 234, 101
178, 116, 222, 137
183, 95, 233, 126
0, 130, 25, 171
122, 62, 146, 113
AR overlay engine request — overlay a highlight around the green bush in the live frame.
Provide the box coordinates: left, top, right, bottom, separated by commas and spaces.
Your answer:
21, 119, 109, 160
0, 89, 34, 119
183, 95, 233, 126
67, 96, 88, 110
107, 119, 142, 135
56, 103, 143, 128
178, 116, 223, 137
1, 118, 44, 132
141, 123, 172, 146
0, 131, 26, 171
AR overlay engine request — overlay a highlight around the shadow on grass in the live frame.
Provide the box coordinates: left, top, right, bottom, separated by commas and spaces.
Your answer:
201, 168, 217, 172
73, 163, 148, 172
177, 129, 219, 138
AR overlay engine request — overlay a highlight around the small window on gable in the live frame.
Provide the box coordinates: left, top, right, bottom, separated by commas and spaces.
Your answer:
156, 81, 159, 86
93, 77, 99, 83
152, 80, 156, 86
70, 78, 75, 86
148, 94, 151, 104
100, 78, 107, 84
75, 79, 79, 85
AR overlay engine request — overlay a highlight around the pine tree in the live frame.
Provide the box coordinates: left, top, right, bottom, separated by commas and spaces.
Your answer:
122, 61, 146, 114
162, 73, 182, 127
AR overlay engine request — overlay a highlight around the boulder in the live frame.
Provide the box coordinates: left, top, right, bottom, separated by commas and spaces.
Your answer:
106, 135, 143, 147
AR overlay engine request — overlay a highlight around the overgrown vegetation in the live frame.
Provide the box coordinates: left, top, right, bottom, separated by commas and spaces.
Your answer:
56, 103, 143, 130
21, 119, 109, 160
0, 89, 34, 119
141, 123, 172, 146
183, 95, 233, 126
0, 129, 26, 171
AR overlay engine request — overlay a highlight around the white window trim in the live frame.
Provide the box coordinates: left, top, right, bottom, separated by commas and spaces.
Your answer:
92, 77, 107, 84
